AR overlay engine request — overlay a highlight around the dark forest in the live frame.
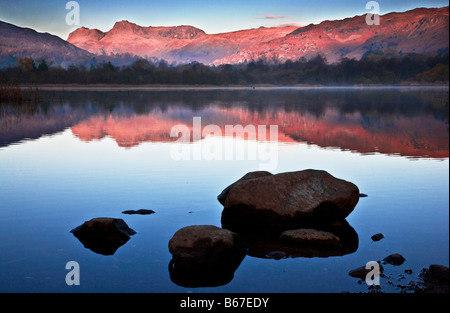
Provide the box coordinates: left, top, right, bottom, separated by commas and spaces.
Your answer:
1, 52, 448, 86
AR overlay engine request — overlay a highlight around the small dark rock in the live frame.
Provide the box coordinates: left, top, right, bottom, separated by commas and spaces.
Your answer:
348, 262, 384, 279
367, 285, 382, 293
348, 266, 369, 279
398, 281, 416, 293
265, 250, 289, 260
371, 233, 384, 241
70, 217, 136, 255
383, 253, 406, 265
359, 193, 368, 197
404, 269, 413, 274
122, 209, 155, 215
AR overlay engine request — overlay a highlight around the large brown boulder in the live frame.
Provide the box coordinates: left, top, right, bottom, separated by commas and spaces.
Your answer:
70, 217, 136, 255
168, 225, 247, 287
219, 169, 360, 235
217, 171, 272, 205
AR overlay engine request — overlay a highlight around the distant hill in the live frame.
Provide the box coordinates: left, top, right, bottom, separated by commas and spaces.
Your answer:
0, 21, 98, 68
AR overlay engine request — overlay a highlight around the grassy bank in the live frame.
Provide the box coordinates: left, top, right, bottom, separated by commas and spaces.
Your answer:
16, 81, 450, 90
0, 84, 40, 103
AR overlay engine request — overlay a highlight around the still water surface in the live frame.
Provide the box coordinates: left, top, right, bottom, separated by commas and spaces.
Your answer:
0, 87, 448, 292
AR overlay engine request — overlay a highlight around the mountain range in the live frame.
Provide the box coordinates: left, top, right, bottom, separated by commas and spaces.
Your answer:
67, 22, 299, 65
0, 6, 448, 67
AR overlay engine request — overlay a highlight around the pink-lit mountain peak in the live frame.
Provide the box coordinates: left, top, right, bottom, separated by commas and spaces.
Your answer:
108, 20, 206, 39
68, 27, 105, 40
67, 20, 211, 57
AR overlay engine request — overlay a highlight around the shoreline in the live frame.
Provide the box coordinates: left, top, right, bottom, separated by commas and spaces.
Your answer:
17, 83, 450, 91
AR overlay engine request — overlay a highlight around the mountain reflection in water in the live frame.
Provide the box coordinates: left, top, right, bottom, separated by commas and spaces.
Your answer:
1, 88, 448, 159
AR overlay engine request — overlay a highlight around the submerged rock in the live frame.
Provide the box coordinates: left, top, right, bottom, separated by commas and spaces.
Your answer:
280, 228, 340, 246
168, 225, 246, 287
265, 250, 290, 260
70, 217, 136, 255
219, 169, 360, 235
246, 220, 359, 259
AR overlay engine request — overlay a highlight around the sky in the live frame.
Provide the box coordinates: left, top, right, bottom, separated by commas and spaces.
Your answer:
0, 0, 448, 39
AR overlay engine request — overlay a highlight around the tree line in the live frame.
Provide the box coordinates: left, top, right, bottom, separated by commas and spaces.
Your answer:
0, 52, 448, 85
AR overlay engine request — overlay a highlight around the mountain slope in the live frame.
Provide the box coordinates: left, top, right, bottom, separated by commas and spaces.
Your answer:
215, 6, 449, 64
66, 6, 449, 65
0, 21, 95, 67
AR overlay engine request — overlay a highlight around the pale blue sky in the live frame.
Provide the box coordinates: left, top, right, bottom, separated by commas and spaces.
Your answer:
0, 0, 448, 39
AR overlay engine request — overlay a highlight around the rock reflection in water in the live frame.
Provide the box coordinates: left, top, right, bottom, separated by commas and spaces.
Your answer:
244, 220, 359, 259
168, 257, 245, 288
167, 225, 247, 288
167, 220, 358, 288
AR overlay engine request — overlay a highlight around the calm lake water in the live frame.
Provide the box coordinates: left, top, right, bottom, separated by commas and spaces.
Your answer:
0, 87, 448, 293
